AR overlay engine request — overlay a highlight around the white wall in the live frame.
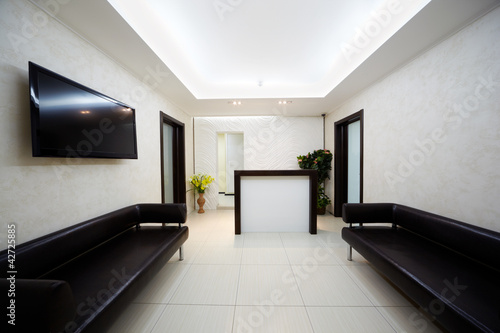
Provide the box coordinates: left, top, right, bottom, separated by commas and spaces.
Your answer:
225, 133, 244, 194
325, 6, 500, 232
217, 133, 227, 192
194, 116, 323, 209
0, 0, 194, 249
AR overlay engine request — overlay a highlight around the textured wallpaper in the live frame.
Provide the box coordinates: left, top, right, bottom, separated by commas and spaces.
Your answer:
0, 0, 194, 248
325, 6, 500, 232
194, 116, 323, 209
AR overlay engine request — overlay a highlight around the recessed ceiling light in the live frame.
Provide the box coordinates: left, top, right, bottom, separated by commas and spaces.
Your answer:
278, 101, 292, 105
228, 101, 242, 105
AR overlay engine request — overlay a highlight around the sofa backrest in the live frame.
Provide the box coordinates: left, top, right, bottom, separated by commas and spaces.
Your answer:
1, 203, 187, 279
137, 203, 187, 224
5, 205, 140, 279
342, 203, 395, 224
394, 204, 500, 271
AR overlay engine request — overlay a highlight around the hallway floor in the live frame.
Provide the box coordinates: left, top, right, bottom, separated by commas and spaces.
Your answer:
107, 210, 444, 333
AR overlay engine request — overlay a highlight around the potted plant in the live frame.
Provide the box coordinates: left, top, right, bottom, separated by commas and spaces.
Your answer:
317, 184, 331, 215
297, 149, 332, 215
188, 173, 214, 213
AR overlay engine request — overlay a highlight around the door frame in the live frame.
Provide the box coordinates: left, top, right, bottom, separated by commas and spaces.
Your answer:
160, 111, 186, 203
333, 109, 364, 216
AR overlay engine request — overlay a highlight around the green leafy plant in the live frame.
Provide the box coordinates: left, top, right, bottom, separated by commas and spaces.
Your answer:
297, 149, 333, 209
297, 149, 332, 183
188, 173, 214, 193
317, 184, 331, 209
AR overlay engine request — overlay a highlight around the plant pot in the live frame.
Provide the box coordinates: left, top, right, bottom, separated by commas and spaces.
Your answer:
197, 193, 206, 213
317, 206, 326, 215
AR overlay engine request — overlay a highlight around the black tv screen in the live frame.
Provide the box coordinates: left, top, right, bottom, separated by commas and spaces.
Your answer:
29, 62, 138, 159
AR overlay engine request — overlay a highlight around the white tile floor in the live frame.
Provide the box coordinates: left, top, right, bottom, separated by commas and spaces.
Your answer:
107, 210, 445, 333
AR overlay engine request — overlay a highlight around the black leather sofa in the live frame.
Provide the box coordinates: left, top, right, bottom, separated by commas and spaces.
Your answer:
342, 203, 500, 333
1, 203, 189, 333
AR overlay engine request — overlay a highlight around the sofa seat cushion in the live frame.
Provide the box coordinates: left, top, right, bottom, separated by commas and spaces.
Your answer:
41, 225, 188, 331
342, 226, 500, 332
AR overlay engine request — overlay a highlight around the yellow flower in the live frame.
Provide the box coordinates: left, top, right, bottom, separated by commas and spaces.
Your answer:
189, 173, 215, 193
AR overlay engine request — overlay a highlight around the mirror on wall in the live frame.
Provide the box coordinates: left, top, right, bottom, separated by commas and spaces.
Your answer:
217, 132, 244, 208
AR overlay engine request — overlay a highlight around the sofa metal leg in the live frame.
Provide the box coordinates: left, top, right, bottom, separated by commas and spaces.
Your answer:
179, 245, 184, 261
347, 246, 352, 261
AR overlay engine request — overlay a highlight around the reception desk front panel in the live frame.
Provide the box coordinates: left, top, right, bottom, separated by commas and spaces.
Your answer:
234, 170, 317, 234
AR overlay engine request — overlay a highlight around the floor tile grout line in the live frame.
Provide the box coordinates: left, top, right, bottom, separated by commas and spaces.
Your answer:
303, 305, 317, 333
231, 233, 245, 333
281, 230, 323, 332
167, 302, 237, 306
279, 232, 310, 316
165, 258, 195, 306
373, 306, 399, 333
339, 263, 379, 308
165, 211, 206, 307
147, 303, 168, 333
341, 266, 386, 312
279, 232, 294, 268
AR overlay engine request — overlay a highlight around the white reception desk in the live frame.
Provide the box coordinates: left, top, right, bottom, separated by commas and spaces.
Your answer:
234, 170, 317, 234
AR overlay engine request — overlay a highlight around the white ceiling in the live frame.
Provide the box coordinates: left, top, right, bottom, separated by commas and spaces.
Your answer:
107, 0, 398, 99
31, 0, 500, 117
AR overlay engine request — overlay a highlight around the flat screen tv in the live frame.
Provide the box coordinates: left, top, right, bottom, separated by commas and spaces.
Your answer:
29, 61, 138, 159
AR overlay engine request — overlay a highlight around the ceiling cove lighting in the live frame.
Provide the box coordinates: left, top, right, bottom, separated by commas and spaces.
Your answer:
229, 101, 242, 105
278, 101, 292, 105
107, 0, 431, 99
